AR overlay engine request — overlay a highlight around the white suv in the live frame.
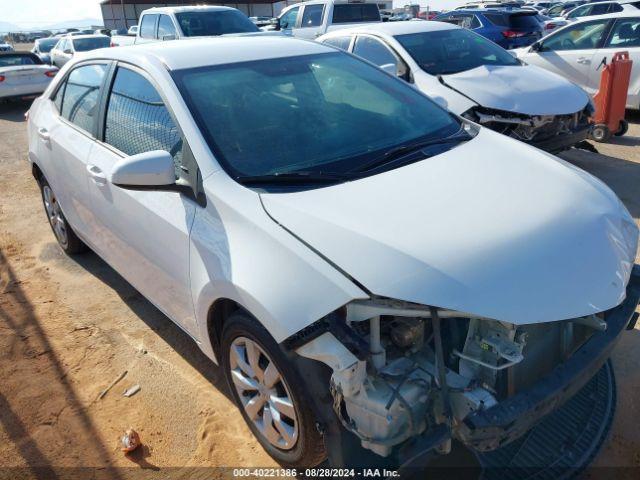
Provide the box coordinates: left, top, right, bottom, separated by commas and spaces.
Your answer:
27, 37, 639, 469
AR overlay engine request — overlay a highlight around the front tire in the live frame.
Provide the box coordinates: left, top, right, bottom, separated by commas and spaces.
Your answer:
39, 176, 88, 254
221, 311, 326, 467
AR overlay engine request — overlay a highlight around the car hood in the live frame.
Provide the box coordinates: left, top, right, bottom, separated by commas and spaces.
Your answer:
441, 64, 589, 116
261, 129, 638, 324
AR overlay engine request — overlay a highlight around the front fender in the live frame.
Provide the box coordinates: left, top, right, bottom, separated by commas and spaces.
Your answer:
190, 171, 368, 363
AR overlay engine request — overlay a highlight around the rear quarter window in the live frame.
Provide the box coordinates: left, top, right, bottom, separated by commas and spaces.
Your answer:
332, 4, 380, 23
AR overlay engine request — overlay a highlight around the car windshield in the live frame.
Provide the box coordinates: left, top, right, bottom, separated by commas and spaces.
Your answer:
173, 52, 460, 179
175, 10, 259, 36
0, 54, 40, 67
395, 28, 521, 75
72, 37, 110, 51
37, 39, 58, 52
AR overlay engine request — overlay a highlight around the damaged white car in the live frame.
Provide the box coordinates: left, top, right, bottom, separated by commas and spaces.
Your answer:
27, 37, 639, 469
318, 21, 594, 153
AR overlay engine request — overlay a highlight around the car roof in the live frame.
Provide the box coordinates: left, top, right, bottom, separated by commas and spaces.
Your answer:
69, 34, 110, 40
571, 10, 640, 21
144, 5, 236, 14
88, 36, 335, 71
321, 20, 457, 37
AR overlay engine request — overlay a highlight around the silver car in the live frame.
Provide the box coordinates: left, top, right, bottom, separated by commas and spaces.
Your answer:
0, 52, 58, 101
50, 35, 111, 68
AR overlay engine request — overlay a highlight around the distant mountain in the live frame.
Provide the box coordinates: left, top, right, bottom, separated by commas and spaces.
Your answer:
38, 18, 104, 31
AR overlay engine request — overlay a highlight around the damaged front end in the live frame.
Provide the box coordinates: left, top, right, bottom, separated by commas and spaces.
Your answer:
462, 105, 592, 154
287, 266, 640, 466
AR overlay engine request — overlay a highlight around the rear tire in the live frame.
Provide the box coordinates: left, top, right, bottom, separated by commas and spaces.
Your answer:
38, 176, 88, 254
614, 119, 628, 137
221, 311, 326, 468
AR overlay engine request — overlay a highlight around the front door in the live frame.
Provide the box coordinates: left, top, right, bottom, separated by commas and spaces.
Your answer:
293, 4, 325, 39
87, 64, 199, 335
521, 18, 612, 89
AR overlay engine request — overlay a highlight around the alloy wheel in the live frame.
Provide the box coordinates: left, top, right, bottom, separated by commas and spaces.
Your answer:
229, 336, 299, 450
43, 185, 68, 248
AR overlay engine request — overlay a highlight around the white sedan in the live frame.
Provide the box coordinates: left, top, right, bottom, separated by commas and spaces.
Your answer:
318, 21, 593, 152
27, 37, 639, 468
0, 52, 58, 101
514, 11, 640, 109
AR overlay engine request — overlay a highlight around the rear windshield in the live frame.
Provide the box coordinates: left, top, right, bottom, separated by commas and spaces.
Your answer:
332, 4, 380, 23
485, 12, 540, 28
37, 38, 58, 52
0, 54, 42, 67
175, 10, 259, 36
72, 37, 110, 52
395, 28, 521, 75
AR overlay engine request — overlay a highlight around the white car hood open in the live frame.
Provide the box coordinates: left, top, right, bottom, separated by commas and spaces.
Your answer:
261, 129, 638, 325
441, 64, 589, 116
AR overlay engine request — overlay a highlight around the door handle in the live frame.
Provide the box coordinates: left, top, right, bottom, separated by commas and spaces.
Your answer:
38, 127, 50, 141
576, 57, 591, 65
86, 164, 107, 184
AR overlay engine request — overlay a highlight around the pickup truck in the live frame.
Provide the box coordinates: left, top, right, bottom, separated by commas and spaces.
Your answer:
275, 0, 382, 39
110, 5, 263, 46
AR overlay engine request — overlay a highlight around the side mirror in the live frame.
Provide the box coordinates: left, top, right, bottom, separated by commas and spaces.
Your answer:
162, 34, 176, 41
380, 63, 399, 77
110, 150, 176, 188
64, 48, 72, 54
273, 18, 282, 31
530, 41, 542, 52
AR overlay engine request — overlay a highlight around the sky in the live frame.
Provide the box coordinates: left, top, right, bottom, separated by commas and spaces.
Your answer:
0, 0, 103, 27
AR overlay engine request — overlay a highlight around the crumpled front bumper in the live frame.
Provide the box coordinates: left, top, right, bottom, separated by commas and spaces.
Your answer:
456, 264, 640, 452
526, 123, 591, 154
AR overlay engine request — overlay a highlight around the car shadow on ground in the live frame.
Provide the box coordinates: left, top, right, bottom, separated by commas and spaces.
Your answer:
67, 250, 235, 403
0, 250, 125, 480
0, 99, 32, 123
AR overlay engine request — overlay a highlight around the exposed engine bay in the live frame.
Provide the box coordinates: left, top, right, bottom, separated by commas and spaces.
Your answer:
296, 298, 602, 458
461, 106, 592, 152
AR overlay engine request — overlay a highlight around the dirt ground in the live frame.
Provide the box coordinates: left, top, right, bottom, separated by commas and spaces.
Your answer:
1, 97, 639, 479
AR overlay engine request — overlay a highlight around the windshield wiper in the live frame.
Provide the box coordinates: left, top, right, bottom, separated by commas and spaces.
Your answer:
236, 171, 353, 185
349, 130, 472, 174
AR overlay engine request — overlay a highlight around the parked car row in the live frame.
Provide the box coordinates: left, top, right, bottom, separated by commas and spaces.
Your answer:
26, 30, 640, 471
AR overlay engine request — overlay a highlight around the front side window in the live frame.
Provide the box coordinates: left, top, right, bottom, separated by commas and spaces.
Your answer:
353, 36, 398, 70
301, 4, 324, 28
332, 4, 380, 23
173, 52, 459, 179
542, 19, 609, 51
323, 35, 352, 51
280, 7, 300, 30
395, 28, 520, 75
175, 11, 259, 36
104, 67, 183, 173
606, 18, 640, 48
72, 37, 110, 52
566, 5, 590, 19
61, 64, 107, 134
140, 14, 159, 38
158, 15, 178, 39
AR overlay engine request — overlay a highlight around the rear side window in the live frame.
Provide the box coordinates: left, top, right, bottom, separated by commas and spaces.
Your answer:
606, 18, 640, 48
140, 14, 158, 39
323, 35, 352, 50
332, 4, 380, 24
506, 13, 540, 29
104, 67, 183, 172
301, 4, 325, 27
158, 14, 177, 39
60, 64, 107, 134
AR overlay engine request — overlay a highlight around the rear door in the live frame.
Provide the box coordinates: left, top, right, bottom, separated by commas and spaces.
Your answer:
293, 4, 326, 39
136, 13, 159, 44
520, 18, 612, 89
87, 64, 199, 335
34, 62, 110, 241
592, 16, 640, 108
